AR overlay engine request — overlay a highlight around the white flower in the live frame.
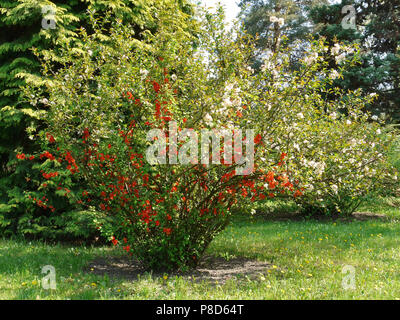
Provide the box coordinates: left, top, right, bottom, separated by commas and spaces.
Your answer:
371, 115, 378, 121
330, 112, 337, 120
331, 43, 341, 55
304, 52, 318, 66
171, 74, 177, 82
88, 50, 93, 56
225, 83, 234, 92
222, 97, 232, 109
335, 53, 346, 64
315, 162, 326, 175
140, 69, 149, 79
329, 69, 340, 80
331, 184, 338, 194
204, 113, 213, 125
346, 47, 355, 55
297, 112, 304, 119
270, 16, 284, 27
346, 120, 352, 125
349, 138, 357, 146
376, 129, 381, 135
246, 66, 254, 74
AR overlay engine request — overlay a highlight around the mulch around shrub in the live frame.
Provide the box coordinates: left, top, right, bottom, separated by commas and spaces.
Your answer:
85, 255, 273, 284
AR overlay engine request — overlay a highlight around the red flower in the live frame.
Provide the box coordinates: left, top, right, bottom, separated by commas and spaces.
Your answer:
280, 152, 287, 161
123, 245, 131, 252
16, 153, 26, 160
111, 236, 118, 246
254, 134, 262, 144
236, 110, 243, 118
163, 228, 172, 236
268, 181, 277, 189
153, 81, 161, 93
46, 133, 56, 143
83, 128, 90, 141
126, 91, 133, 100
294, 190, 303, 198
266, 171, 274, 183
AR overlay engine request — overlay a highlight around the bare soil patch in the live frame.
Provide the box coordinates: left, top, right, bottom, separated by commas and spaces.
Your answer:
85, 255, 272, 284
351, 211, 386, 221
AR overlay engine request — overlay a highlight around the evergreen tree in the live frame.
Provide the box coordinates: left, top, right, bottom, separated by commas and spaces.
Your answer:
239, 0, 400, 121
309, 0, 400, 122
0, 0, 194, 238
238, 0, 329, 68
0, 0, 81, 236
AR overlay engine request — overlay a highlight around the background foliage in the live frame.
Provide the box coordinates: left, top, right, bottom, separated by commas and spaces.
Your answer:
0, 0, 194, 239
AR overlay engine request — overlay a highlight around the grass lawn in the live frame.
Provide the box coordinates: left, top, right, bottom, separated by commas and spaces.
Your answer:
0, 197, 399, 300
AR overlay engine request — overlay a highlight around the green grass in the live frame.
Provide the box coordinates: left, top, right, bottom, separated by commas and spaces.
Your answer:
358, 196, 400, 218
1, 199, 400, 300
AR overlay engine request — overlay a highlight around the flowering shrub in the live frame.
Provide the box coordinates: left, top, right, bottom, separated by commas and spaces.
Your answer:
287, 112, 397, 216
21, 7, 299, 270
22, 5, 398, 270
254, 40, 398, 216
